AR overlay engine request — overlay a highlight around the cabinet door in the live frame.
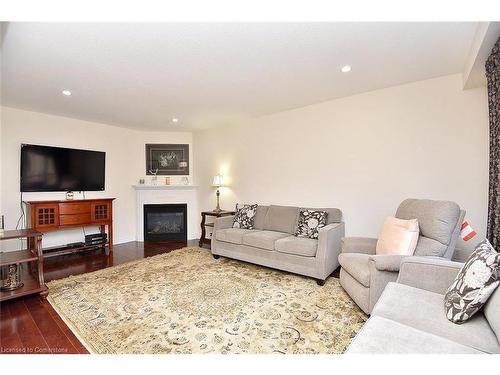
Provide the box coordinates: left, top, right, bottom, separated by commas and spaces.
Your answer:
91, 201, 111, 222
33, 204, 59, 229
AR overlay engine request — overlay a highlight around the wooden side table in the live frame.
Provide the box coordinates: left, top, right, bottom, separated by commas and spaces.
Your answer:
199, 210, 236, 248
0, 229, 47, 302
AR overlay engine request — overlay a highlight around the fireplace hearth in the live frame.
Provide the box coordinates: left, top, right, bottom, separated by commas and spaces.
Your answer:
144, 204, 187, 241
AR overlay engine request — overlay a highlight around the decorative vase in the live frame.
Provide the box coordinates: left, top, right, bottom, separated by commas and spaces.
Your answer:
0, 264, 23, 291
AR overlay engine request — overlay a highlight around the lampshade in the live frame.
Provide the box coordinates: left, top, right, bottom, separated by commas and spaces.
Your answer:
212, 175, 224, 187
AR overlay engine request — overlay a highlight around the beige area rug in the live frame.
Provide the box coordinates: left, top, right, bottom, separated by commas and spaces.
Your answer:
47, 247, 366, 354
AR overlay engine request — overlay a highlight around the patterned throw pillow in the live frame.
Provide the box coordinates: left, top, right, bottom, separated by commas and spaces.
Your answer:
444, 240, 500, 324
232, 204, 258, 229
295, 209, 328, 239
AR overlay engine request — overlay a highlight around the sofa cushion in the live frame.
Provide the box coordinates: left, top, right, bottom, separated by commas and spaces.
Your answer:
347, 316, 482, 354
444, 240, 500, 324
396, 199, 460, 257
413, 236, 447, 257
215, 228, 258, 245
275, 236, 318, 257
295, 209, 328, 239
242, 230, 290, 251
263, 205, 298, 234
372, 282, 500, 353
253, 205, 269, 230
338, 253, 371, 287
341, 237, 377, 255
484, 284, 500, 344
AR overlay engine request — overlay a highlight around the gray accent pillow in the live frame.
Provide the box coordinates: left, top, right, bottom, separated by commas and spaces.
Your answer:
444, 240, 500, 324
232, 204, 258, 229
295, 209, 328, 239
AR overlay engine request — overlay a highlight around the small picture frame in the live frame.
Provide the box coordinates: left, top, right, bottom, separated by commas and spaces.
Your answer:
145, 144, 189, 176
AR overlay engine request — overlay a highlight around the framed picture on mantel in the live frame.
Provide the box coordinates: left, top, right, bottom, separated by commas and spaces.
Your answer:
145, 144, 189, 175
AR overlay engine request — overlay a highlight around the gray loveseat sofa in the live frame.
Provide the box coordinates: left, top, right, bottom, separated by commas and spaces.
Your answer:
347, 257, 500, 354
211, 205, 344, 284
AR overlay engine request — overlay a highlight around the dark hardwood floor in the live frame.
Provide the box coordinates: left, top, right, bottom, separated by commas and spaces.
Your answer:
0, 240, 199, 354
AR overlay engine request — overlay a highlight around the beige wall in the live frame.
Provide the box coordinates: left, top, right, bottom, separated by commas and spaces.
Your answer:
1, 107, 193, 250
0, 23, 4, 220
1, 74, 490, 258
194, 74, 489, 258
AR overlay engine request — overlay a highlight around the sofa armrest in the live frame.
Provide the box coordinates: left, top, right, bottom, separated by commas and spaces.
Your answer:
213, 215, 235, 231
316, 222, 345, 279
341, 237, 377, 255
370, 255, 408, 272
397, 256, 463, 295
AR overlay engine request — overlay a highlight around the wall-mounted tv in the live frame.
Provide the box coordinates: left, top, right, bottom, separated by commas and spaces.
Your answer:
20, 144, 106, 192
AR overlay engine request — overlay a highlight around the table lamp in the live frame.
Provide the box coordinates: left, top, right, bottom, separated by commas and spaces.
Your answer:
212, 175, 224, 213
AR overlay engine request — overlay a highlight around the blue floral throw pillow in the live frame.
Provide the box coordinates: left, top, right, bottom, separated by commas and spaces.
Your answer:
444, 240, 500, 324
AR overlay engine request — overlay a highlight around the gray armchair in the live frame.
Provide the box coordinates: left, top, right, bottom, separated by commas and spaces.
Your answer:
338, 199, 465, 314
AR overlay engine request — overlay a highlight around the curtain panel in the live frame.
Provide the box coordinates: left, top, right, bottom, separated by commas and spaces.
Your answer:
486, 37, 500, 249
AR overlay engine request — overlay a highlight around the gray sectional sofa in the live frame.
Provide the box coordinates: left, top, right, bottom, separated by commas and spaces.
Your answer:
211, 205, 344, 284
347, 257, 500, 354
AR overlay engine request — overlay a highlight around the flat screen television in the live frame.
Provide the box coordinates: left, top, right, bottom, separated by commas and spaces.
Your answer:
20, 144, 106, 192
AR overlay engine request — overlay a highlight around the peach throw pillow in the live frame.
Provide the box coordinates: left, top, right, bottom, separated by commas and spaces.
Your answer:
376, 216, 419, 255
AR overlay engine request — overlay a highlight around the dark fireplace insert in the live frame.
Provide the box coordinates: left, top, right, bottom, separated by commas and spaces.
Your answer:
144, 204, 187, 241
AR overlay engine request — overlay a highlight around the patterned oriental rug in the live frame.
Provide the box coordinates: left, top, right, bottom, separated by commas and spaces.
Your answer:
47, 247, 366, 354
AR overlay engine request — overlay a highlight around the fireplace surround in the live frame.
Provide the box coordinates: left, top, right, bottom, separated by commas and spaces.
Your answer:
143, 204, 187, 241
133, 184, 199, 241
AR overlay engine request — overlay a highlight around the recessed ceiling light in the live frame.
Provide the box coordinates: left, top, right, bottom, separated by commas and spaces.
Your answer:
172, 118, 179, 123
341, 65, 352, 73
62, 89, 72, 96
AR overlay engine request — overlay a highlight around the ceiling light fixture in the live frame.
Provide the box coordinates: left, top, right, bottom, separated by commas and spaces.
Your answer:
341, 65, 351, 73
62, 89, 72, 96
172, 118, 179, 123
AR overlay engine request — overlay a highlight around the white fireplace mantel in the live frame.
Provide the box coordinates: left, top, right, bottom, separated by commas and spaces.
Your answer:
133, 184, 199, 190
134, 184, 199, 241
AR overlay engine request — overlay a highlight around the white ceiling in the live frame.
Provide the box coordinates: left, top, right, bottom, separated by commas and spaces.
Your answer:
1, 22, 480, 130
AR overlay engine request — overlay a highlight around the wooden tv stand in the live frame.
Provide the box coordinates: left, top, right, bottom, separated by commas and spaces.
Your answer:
25, 198, 115, 258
